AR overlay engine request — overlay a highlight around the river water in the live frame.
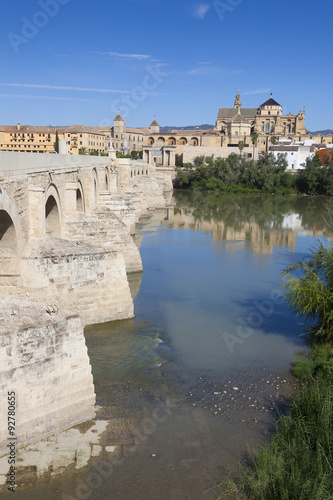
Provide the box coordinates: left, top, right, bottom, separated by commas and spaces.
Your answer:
6, 192, 333, 500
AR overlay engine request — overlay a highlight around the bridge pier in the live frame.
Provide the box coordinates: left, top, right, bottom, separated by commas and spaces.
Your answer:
28, 187, 45, 241
0, 151, 173, 456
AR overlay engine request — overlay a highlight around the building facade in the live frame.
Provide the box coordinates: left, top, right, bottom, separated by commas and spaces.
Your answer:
0, 124, 108, 155
1, 92, 332, 165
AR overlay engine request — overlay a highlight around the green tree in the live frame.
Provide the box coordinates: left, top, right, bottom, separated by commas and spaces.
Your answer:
250, 131, 259, 160
54, 130, 59, 153
79, 146, 87, 155
270, 135, 278, 145
238, 140, 245, 158
282, 242, 333, 344
175, 154, 183, 167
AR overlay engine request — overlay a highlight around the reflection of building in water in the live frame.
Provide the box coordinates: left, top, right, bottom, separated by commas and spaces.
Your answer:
167, 210, 328, 255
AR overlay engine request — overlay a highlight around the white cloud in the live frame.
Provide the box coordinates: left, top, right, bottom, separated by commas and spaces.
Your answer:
193, 3, 210, 20
0, 83, 146, 95
101, 52, 151, 60
0, 94, 91, 102
189, 64, 243, 76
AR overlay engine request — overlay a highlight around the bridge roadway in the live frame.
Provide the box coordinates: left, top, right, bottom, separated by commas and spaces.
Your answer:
0, 151, 172, 457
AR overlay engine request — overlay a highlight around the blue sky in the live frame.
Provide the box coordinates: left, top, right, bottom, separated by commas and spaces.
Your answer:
0, 0, 332, 130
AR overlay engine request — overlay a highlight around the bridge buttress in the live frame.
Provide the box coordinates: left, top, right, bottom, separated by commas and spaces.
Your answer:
28, 187, 45, 241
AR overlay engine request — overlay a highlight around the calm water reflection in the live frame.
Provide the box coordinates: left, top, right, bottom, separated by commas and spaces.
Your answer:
114, 193, 331, 378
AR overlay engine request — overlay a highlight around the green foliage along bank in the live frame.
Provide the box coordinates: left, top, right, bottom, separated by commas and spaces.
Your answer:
215, 241, 333, 499
175, 153, 333, 195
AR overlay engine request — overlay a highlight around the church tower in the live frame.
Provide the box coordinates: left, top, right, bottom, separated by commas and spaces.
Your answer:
234, 90, 242, 109
113, 110, 124, 138
149, 116, 160, 134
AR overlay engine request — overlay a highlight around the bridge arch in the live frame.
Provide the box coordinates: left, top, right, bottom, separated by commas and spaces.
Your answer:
0, 208, 20, 275
92, 168, 98, 204
105, 167, 110, 191
76, 181, 85, 212
45, 184, 62, 238
0, 188, 21, 254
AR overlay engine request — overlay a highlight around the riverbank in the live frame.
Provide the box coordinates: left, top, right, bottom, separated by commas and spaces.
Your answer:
215, 347, 333, 499
175, 152, 333, 196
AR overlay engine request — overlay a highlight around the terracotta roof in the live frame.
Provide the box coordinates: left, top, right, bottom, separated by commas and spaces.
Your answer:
270, 146, 299, 151
126, 127, 144, 134
232, 113, 248, 123
217, 108, 257, 120
114, 113, 124, 122
0, 124, 107, 136
150, 119, 159, 127
0, 125, 56, 133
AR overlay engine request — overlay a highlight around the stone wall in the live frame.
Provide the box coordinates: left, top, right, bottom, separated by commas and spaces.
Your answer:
0, 295, 95, 455
19, 239, 134, 327
182, 145, 253, 164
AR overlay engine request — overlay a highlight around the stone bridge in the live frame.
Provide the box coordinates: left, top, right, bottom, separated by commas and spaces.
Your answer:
0, 151, 172, 456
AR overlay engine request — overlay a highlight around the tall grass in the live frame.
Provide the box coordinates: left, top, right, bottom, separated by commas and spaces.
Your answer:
239, 379, 333, 499
216, 347, 333, 499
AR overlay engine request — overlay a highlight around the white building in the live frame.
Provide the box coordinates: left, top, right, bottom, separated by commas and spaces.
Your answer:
269, 139, 316, 169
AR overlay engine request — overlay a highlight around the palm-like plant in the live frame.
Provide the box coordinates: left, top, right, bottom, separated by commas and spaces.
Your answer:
251, 132, 259, 160
238, 140, 245, 158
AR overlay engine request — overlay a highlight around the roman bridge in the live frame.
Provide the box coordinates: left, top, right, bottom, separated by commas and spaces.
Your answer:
0, 152, 163, 255
0, 151, 172, 459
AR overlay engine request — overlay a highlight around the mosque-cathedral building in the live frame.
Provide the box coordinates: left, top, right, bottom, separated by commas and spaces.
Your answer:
0, 92, 332, 165
106, 92, 330, 165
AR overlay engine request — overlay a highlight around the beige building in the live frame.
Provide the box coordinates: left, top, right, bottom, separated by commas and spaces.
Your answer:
1, 92, 330, 164
0, 124, 108, 155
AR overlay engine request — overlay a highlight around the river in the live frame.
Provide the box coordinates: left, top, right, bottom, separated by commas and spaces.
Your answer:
5, 192, 333, 500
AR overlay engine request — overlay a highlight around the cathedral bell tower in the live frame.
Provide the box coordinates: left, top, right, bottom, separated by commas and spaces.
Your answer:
234, 90, 242, 109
